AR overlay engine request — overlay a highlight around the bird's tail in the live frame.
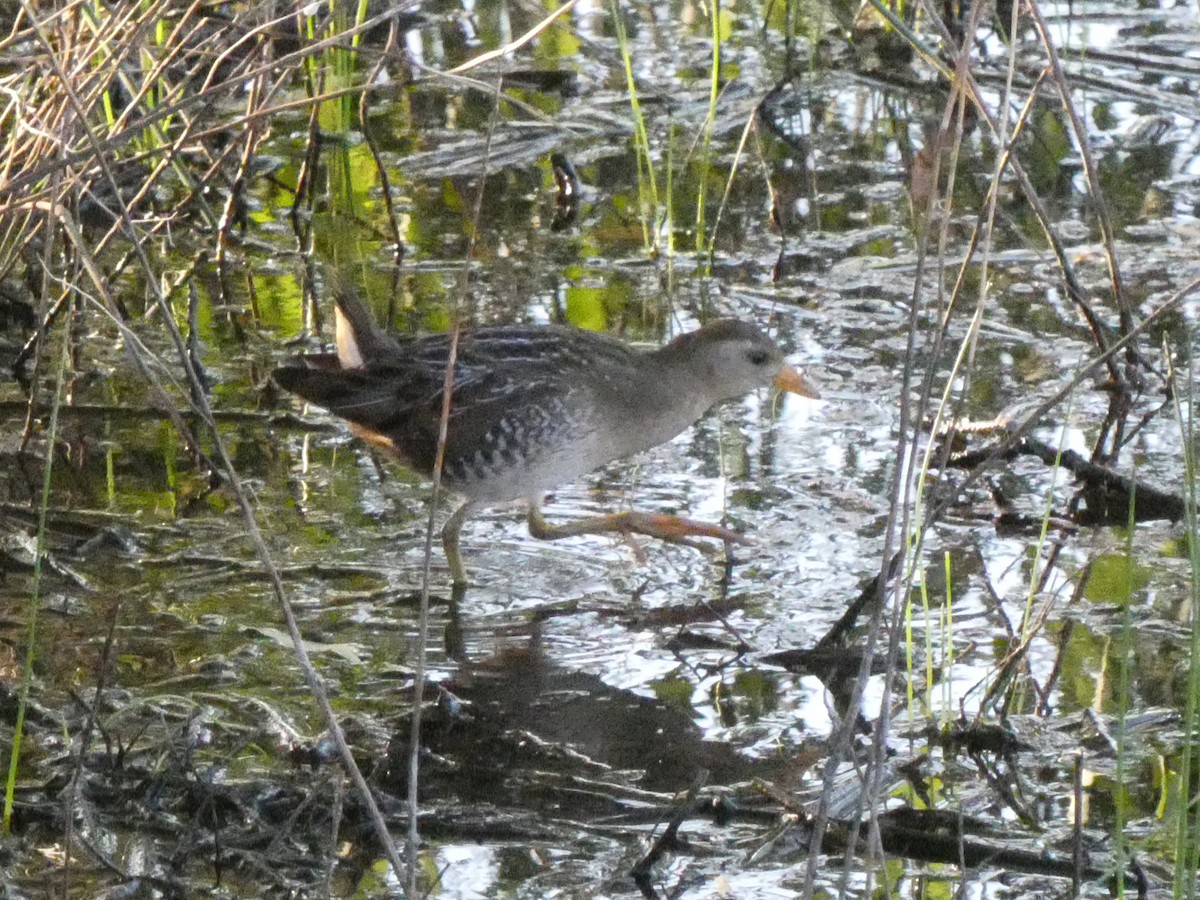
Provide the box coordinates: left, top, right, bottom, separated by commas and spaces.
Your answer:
327, 272, 401, 368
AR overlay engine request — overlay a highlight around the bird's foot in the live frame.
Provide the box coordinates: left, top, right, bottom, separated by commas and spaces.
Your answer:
528, 508, 749, 551
615, 512, 749, 549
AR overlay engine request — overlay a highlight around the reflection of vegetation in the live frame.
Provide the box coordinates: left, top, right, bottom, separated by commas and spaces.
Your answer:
610, 0, 662, 254
308, 1, 371, 260
1082, 554, 1152, 606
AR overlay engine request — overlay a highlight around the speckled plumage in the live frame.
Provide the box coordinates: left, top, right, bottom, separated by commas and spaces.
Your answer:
273, 284, 818, 584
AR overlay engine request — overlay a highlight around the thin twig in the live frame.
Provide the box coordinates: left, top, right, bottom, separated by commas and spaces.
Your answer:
404, 61, 506, 900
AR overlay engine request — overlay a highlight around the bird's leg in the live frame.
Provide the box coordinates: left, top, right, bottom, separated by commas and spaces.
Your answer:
526, 498, 749, 551
441, 500, 476, 586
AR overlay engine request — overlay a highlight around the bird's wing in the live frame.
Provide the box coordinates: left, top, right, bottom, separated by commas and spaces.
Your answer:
274, 356, 584, 474
274, 325, 641, 473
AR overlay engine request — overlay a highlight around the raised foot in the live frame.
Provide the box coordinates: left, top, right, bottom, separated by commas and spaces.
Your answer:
527, 508, 749, 551
441, 504, 749, 588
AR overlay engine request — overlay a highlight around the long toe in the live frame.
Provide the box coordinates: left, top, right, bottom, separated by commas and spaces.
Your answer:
625, 513, 750, 546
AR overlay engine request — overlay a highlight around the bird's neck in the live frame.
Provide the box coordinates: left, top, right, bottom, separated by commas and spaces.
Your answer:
627, 338, 715, 445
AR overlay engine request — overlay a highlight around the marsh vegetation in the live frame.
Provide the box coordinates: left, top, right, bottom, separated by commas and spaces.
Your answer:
1, 0, 1200, 896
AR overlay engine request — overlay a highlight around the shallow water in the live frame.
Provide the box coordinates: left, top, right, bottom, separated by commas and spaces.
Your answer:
2, 0, 1200, 896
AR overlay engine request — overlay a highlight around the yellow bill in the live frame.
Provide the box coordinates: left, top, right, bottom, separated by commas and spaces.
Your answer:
773, 365, 820, 399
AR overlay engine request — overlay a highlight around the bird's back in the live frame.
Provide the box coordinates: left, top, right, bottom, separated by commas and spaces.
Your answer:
275, 323, 648, 501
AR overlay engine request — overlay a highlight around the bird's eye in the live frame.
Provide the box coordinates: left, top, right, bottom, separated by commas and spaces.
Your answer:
747, 349, 771, 366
